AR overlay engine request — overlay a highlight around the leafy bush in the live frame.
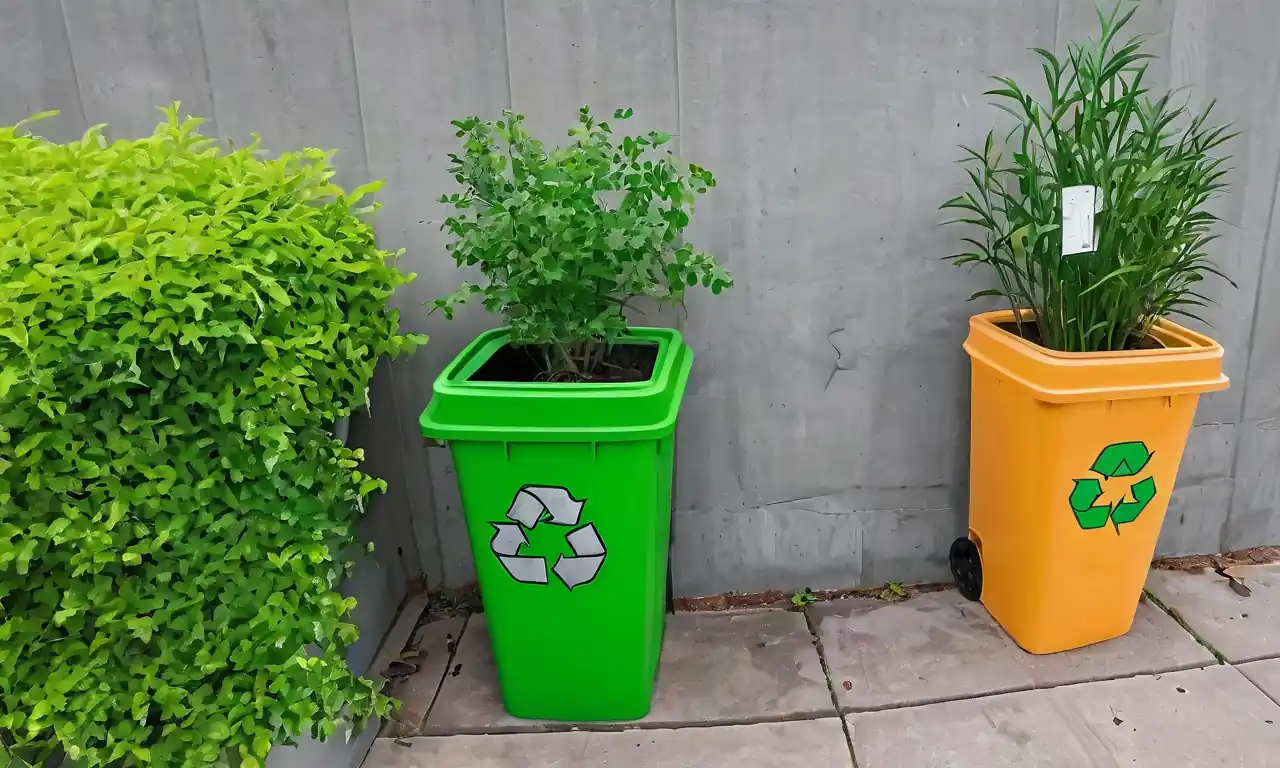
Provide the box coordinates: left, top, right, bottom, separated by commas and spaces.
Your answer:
0, 105, 424, 767
941, 2, 1233, 352
435, 107, 731, 378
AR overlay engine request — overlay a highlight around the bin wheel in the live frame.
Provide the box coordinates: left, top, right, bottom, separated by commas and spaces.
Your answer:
949, 537, 982, 601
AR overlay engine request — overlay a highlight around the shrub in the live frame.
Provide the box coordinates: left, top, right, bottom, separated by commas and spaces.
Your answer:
435, 106, 731, 378
0, 105, 424, 767
941, 2, 1234, 352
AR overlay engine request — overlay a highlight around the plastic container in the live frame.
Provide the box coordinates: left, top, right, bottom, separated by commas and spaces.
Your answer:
954, 309, 1228, 654
419, 327, 692, 720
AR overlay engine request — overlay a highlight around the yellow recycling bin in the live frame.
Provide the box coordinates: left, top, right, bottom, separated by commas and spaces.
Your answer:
953, 310, 1229, 654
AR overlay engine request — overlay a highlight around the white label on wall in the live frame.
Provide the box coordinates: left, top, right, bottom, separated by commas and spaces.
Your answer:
1062, 185, 1100, 256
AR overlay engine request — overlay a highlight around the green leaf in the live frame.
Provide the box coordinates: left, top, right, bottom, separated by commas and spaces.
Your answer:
346, 179, 384, 205
14, 434, 44, 457
253, 731, 272, 758
940, 5, 1233, 352
261, 278, 292, 306
0, 368, 17, 399
967, 289, 1006, 301
434, 106, 729, 378
0, 103, 411, 766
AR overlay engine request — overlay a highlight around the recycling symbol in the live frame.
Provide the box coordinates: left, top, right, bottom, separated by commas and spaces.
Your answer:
489, 485, 606, 590
1069, 441, 1158, 533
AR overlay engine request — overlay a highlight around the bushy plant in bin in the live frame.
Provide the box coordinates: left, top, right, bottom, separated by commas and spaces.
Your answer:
941, 2, 1234, 352
435, 106, 732, 379
0, 105, 425, 767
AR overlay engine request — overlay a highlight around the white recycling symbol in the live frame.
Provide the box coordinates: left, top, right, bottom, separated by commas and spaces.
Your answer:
490, 485, 607, 590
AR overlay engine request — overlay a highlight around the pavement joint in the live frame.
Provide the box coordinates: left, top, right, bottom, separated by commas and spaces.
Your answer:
1225, 653, 1280, 664
389, 711, 849, 738
830, 656, 1217, 716
382, 612, 470, 738
1239, 667, 1280, 710
802, 605, 861, 767
420, 613, 469, 728
1142, 587, 1229, 665
369, 719, 854, 766
839, 661, 1219, 716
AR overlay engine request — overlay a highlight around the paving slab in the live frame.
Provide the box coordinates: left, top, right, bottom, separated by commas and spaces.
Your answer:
1022, 596, 1215, 689
1146, 566, 1280, 662
364, 718, 853, 767
850, 665, 1280, 767
380, 616, 466, 737
424, 610, 833, 733
644, 609, 833, 723
1236, 657, 1280, 706
810, 590, 1212, 711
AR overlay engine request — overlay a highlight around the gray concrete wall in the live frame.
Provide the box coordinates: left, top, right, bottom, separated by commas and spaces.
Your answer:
3, 0, 1278, 603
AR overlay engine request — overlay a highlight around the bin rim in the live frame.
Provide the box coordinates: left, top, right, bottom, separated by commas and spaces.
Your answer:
963, 309, 1228, 404
419, 326, 694, 442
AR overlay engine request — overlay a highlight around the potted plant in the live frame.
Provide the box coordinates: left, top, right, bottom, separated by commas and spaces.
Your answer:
0, 105, 424, 766
942, 3, 1231, 653
420, 107, 730, 720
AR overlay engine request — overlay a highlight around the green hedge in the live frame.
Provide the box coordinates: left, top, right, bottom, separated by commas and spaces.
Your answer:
0, 106, 424, 767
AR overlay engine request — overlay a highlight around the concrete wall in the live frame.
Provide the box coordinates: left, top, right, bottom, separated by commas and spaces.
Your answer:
4, 0, 1278, 603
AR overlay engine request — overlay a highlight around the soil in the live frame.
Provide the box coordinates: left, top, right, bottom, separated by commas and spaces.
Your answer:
673, 582, 954, 612
671, 548, 1280, 610
470, 341, 659, 384
406, 550, 1280, 624
1151, 546, 1280, 572
996, 321, 1163, 351
420, 584, 482, 623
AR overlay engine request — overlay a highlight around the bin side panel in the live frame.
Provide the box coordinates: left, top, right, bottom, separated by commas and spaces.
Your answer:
971, 365, 1201, 654
648, 433, 676, 683
969, 366, 1053, 644
450, 437, 669, 720
1033, 394, 1198, 653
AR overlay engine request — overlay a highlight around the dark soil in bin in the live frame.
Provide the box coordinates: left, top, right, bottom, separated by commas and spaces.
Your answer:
996, 321, 1163, 351
470, 341, 660, 384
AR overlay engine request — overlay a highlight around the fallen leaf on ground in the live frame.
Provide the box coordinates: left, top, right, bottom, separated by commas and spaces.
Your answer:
878, 582, 909, 602
1215, 566, 1253, 597
385, 660, 419, 680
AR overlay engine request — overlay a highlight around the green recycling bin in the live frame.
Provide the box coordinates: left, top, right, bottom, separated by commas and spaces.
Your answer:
419, 327, 692, 721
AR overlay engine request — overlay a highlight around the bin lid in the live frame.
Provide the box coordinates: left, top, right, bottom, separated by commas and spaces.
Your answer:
419, 327, 694, 443
964, 310, 1228, 403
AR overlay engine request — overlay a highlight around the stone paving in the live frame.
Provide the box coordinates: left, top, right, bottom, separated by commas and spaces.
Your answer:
364, 565, 1280, 767
1146, 564, 1280, 663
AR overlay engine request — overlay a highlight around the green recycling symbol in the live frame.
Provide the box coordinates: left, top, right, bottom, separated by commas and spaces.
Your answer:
1069, 441, 1157, 533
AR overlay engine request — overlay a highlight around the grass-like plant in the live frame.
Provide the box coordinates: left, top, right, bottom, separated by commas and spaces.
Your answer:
436, 107, 731, 379
0, 105, 423, 767
942, 2, 1234, 352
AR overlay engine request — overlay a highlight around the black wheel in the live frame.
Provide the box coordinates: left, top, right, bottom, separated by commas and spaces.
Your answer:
950, 537, 982, 601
